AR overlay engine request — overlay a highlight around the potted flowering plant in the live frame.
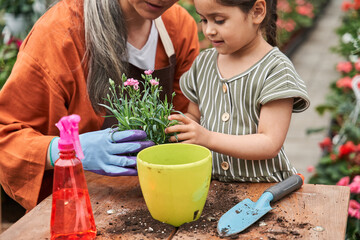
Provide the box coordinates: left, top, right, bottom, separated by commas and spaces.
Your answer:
100, 70, 180, 145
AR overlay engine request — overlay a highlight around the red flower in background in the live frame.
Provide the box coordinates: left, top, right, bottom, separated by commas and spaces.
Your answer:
277, 0, 292, 13
296, 3, 314, 18
349, 200, 360, 219
336, 76, 353, 89
306, 165, 315, 173
339, 141, 357, 158
349, 176, 360, 194
336, 61, 353, 73
277, 19, 296, 32
342, 1, 353, 11
342, 0, 360, 11
337, 176, 350, 186
319, 137, 332, 152
336, 176, 360, 219
330, 153, 337, 161
6, 37, 23, 49
354, 0, 360, 10
355, 60, 360, 71
337, 176, 360, 193
337, 75, 360, 89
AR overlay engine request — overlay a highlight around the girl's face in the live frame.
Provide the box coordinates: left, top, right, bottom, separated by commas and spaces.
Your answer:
124, 0, 178, 20
194, 0, 261, 56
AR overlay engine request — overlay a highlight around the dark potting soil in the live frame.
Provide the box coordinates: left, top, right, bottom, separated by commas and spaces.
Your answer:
100, 182, 312, 239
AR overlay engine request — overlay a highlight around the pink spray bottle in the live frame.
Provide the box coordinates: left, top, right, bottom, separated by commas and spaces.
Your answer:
50, 114, 96, 239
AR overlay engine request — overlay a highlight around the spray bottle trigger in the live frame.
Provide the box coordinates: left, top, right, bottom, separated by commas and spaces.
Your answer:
69, 114, 84, 160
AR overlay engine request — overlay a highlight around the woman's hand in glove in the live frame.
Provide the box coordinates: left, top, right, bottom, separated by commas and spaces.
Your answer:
49, 129, 154, 176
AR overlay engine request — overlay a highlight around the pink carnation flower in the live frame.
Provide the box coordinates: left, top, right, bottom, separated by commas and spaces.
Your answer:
149, 79, 159, 86
124, 78, 139, 90
349, 175, 360, 194
349, 183, 360, 194
336, 176, 350, 186
352, 175, 360, 183
348, 200, 360, 219
144, 70, 154, 75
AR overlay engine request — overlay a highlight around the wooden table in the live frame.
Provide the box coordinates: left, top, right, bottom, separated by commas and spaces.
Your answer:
0, 172, 350, 240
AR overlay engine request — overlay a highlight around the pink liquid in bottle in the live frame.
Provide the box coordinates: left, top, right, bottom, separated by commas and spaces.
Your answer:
50, 150, 96, 239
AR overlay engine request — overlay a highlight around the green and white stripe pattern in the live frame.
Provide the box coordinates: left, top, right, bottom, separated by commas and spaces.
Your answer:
180, 47, 310, 182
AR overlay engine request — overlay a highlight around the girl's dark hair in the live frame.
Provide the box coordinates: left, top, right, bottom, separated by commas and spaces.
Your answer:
217, 0, 278, 46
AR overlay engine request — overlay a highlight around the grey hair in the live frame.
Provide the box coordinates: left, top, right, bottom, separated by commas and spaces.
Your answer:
84, 0, 128, 113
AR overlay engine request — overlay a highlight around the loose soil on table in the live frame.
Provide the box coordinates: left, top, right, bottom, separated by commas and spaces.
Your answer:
99, 182, 312, 239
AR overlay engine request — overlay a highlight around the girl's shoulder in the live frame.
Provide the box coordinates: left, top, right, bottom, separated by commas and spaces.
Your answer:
199, 48, 217, 55
196, 48, 217, 62
265, 48, 296, 68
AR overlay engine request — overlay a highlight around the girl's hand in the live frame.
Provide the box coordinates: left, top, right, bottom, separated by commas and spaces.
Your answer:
165, 114, 211, 146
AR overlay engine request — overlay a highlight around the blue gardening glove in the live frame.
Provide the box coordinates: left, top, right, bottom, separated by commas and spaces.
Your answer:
50, 129, 154, 176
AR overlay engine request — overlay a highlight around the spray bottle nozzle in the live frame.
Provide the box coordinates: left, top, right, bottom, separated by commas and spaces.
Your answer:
56, 114, 84, 160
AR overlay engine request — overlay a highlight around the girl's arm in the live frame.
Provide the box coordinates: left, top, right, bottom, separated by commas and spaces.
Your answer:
184, 101, 201, 122
166, 98, 293, 160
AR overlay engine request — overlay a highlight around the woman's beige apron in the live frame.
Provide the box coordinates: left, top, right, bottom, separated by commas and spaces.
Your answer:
102, 17, 176, 129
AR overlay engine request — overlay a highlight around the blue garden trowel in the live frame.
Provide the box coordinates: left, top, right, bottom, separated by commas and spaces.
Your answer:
217, 174, 304, 237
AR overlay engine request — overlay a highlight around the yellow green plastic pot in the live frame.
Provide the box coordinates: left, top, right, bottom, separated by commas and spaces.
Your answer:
137, 143, 212, 227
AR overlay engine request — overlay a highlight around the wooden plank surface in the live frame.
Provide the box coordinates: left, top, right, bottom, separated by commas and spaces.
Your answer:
0, 172, 350, 240
173, 182, 350, 239
0, 173, 176, 240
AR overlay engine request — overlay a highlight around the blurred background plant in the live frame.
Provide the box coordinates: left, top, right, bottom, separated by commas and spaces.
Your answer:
307, 0, 360, 239
0, 0, 47, 90
0, 37, 21, 89
0, 0, 35, 16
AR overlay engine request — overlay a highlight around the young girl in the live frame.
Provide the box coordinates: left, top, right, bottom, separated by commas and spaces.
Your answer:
165, 0, 310, 182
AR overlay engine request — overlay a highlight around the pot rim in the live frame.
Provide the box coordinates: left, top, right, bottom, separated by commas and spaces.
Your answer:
137, 143, 211, 169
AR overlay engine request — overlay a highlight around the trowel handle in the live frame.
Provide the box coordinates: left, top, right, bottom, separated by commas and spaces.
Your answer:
264, 174, 304, 202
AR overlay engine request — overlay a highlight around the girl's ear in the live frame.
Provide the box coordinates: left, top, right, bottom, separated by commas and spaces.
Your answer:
251, 0, 266, 25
